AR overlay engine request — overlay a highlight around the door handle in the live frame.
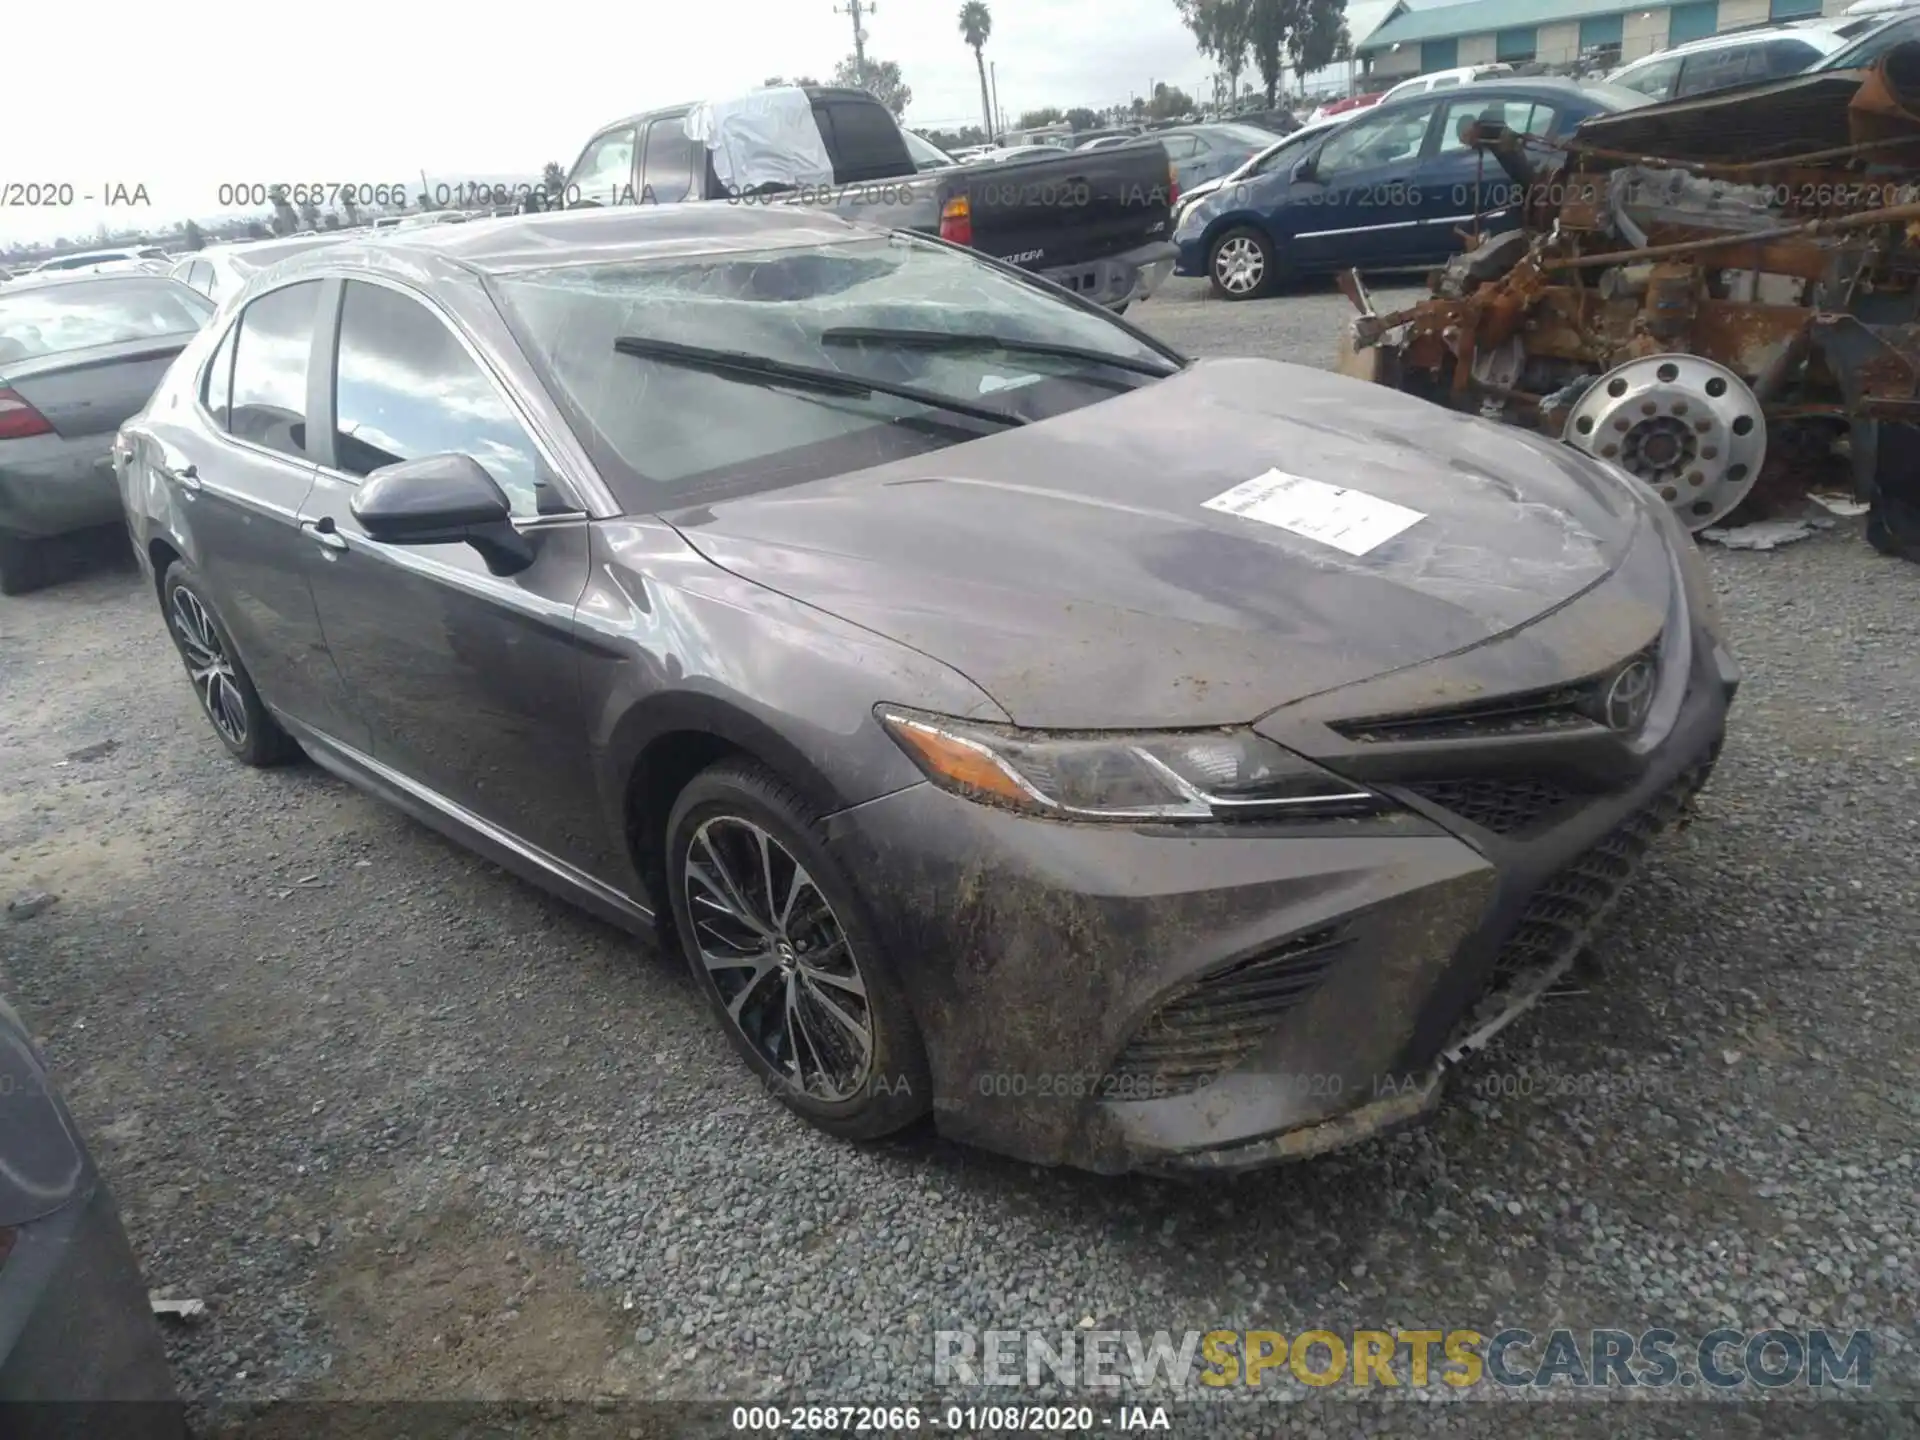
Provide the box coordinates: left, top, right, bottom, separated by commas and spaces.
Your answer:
301, 519, 348, 552
159, 460, 200, 492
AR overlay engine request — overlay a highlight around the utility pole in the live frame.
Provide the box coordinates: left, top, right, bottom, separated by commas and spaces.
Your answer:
990, 61, 1001, 140
834, 0, 872, 78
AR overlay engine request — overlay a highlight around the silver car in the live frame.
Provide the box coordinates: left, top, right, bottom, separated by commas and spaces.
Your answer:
1137, 122, 1280, 192
168, 235, 341, 306
0, 272, 212, 592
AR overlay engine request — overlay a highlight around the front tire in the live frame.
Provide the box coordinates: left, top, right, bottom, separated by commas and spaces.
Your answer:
1209, 225, 1275, 301
160, 560, 300, 767
665, 759, 931, 1141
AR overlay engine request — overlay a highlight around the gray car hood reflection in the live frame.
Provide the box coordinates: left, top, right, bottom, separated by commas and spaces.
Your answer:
665, 357, 1644, 729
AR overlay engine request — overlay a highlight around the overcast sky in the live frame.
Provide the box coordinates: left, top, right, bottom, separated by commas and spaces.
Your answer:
3, 0, 1213, 244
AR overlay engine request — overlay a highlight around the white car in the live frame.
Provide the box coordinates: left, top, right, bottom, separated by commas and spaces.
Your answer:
1379, 63, 1516, 103
1607, 20, 1853, 101
167, 234, 341, 304
28, 245, 170, 276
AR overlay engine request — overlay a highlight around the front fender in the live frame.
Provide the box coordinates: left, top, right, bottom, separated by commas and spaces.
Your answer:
577, 517, 1009, 893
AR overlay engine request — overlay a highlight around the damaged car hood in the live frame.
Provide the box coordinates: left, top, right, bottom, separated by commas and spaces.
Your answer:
664, 358, 1646, 729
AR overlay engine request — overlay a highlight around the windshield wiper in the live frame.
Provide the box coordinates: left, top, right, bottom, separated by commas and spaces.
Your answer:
818, 326, 1181, 378
611, 336, 1028, 427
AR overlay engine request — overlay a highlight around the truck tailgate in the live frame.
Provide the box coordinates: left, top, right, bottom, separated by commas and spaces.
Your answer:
944, 142, 1174, 271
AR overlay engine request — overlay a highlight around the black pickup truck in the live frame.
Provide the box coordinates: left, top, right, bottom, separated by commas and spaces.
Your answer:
554, 86, 1180, 311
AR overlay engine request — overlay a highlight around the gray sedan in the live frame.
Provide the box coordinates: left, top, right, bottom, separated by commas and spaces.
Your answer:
0, 993, 182, 1429
0, 273, 212, 593
118, 207, 1733, 1175
1137, 121, 1279, 192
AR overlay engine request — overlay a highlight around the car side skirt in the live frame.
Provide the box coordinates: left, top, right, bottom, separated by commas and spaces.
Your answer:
281, 715, 658, 938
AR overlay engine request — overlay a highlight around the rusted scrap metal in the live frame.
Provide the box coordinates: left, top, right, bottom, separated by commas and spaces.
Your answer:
1343, 44, 1920, 540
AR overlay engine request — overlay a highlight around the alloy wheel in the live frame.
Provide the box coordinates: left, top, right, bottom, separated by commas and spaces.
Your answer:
683, 816, 875, 1101
1215, 236, 1265, 295
169, 587, 248, 747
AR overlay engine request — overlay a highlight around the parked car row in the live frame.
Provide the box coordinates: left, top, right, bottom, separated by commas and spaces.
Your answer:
1360, 7, 1900, 122
0, 271, 215, 591
1174, 77, 1651, 298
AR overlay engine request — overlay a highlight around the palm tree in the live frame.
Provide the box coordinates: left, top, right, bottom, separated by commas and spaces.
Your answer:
958, 2, 994, 140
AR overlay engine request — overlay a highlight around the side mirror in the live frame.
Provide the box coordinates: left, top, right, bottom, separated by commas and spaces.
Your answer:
350, 453, 533, 576
1291, 155, 1318, 183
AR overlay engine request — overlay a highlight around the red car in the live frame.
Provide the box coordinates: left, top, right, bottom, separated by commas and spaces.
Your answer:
1308, 90, 1386, 122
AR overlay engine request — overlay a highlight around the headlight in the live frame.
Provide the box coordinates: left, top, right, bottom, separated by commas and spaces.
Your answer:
878, 708, 1388, 821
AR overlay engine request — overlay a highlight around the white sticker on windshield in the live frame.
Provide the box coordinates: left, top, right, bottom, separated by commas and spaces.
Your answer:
1202, 469, 1424, 557
978, 373, 1044, 394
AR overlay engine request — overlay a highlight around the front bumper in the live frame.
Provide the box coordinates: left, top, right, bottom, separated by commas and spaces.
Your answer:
1039, 241, 1178, 310
0, 1172, 183, 1435
0, 434, 123, 539
829, 626, 1736, 1175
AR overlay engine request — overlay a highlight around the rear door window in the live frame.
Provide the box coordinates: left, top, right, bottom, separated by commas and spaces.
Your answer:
1677, 45, 1755, 95
1436, 98, 1558, 154
201, 322, 238, 428
1761, 37, 1821, 75
640, 116, 700, 203
814, 99, 913, 182
227, 280, 322, 459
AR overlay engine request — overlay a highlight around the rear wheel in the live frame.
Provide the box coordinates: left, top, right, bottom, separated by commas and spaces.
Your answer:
160, 560, 300, 766
1209, 226, 1275, 301
0, 533, 51, 596
665, 759, 931, 1140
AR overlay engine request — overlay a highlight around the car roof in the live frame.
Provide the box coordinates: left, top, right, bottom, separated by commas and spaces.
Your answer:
1372, 75, 1648, 113
1617, 19, 1847, 66
263, 205, 881, 286
197, 235, 337, 259
592, 85, 879, 139
1821, 7, 1920, 61
35, 247, 140, 265
0, 269, 198, 296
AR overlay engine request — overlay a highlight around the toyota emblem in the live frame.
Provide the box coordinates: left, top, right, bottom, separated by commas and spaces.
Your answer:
1603, 658, 1656, 732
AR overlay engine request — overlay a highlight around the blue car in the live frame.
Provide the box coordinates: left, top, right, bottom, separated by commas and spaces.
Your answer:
1173, 78, 1651, 300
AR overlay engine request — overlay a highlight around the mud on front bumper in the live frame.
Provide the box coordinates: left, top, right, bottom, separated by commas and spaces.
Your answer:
1150, 750, 1718, 1175
827, 638, 1734, 1176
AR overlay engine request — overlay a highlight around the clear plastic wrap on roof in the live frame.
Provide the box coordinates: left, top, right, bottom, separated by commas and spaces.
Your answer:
683, 87, 835, 193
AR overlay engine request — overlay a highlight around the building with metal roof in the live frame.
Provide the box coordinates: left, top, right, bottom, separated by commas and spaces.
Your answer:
1355, 0, 1857, 80
1298, 0, 1428, 96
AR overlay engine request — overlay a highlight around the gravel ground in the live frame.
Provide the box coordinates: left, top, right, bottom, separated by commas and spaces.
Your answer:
1, 276, 1917, 1437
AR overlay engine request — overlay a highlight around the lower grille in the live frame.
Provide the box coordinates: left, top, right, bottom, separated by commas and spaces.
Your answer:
1405, 775, 1580, 836
1105, 928, 1349, 1099
1491, 760, 1711, 983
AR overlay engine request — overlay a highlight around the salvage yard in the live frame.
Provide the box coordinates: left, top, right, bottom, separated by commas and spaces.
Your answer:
2, 278, 1918, 1434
